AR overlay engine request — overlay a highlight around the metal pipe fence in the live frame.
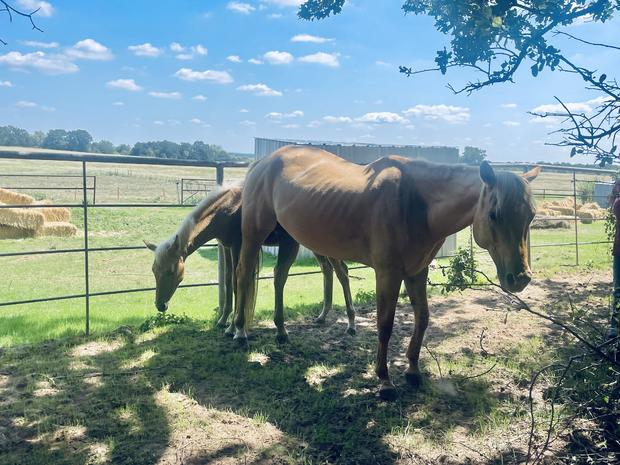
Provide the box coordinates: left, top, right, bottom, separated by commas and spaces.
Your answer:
0, 151, 617, 338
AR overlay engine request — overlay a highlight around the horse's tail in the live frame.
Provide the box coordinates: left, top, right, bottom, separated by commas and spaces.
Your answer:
244, 248, 262, 330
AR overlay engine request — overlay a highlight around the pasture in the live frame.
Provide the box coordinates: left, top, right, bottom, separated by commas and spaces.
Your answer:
0, 156, 618, 464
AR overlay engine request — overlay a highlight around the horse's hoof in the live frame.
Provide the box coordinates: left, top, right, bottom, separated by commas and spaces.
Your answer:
234, 337, 249, 351
315, 317, 326, 325
276, 333, 289, 344
216, 320, 227, 329
345, 326, 356, 336
224, 330, 234, 338
378, 384, 398, 401
405, 371, 423, 389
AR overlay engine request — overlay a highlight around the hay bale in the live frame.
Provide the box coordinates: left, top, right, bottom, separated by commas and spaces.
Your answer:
579, 202, 602, 211
0, 187, 34, 205
0, 225, 36, 239
548, 206, 575, 216
0, 202, 45, 230
535, 208, 557, 217
531, 218, 571, 229
36, 221, 78, 237
33, 202, 71, 222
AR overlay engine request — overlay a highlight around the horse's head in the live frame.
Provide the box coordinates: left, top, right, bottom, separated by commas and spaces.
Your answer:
472, 162, 540, 293
144, 235, 186, 312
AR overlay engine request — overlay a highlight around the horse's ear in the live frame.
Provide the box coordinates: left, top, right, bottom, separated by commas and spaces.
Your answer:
168, 234, 182, 256
480, 161, 496, 187
522, 166, 541, 183
144, 240, 157, 252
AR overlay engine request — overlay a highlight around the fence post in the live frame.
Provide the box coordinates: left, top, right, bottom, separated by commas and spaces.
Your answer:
82, 161, 91, 336
573, 171, 579, 266
181, 179, 185, 205
92, 176, 97, 205
216, 165, 226, 317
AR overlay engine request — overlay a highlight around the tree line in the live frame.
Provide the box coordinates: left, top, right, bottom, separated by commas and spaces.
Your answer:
0, 125, 236, 161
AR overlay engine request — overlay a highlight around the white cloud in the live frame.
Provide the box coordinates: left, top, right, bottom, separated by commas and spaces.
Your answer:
248, 58, 263, 65
17, 0, 54, 16
240, 120, 256, 126
153, 120, 165, 126
227, 55, 242, 63
0, 51, 78, 74
21, 40, 59, 48
193, 45, 208, 56
112, 101, 124, 106
264, 0, 303, 6
299, 52, 340, 67
237, 83, 282, 97
190, 118, 203, 124
403, 104, 471, 124
192, 95, 208, 101
170, 42, 185, 53
227, 2, 255, 14
356, 112, 408, 124
269, 13, 283, 18
375, 60, 391, 67
174, 68, 234, 84
240, 108, 249, 113
15, 100, 55, 111
263, 50, 294, 65
323, 115, 353, 124
128, 43, 163, 57
291, 34, 333, 43
502, 120, 521, 127
176, 53, 194, 61
65, 39, 113, 61
106, 78, 143, 92
0, 80, 12, 87
283, 123, 300, 129
265, 110, 304, 119
531, 101, 594, 115
501, 103, 518, 108
149, 91, 182, 99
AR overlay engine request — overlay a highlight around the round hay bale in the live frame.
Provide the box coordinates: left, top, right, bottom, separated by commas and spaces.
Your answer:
0, 187, 34, 205
579, 202, 602, 211
548, 206, 575, 216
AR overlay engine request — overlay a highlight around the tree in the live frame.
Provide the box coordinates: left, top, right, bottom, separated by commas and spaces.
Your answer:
90, 140, 116, 154
0, 126, 36, 147
115, 144, 131, 155
299, 0, 620, 165
0, 1, 43, 45
460, 146, 487, 165
42, 129, 70, 150
66, 129, 93, 152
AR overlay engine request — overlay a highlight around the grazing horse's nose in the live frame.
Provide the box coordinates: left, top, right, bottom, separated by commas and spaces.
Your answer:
505, 271, 531, 292
156, 301, 168, 313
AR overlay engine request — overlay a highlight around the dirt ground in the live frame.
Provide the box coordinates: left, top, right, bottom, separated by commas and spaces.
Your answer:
0, 269, 616, 465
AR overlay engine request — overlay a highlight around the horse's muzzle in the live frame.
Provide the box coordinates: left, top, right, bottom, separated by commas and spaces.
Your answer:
504, 271, 531, 293
156, 301, 169, 313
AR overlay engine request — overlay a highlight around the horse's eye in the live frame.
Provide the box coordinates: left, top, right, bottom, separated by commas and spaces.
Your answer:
489, 211, 497, 222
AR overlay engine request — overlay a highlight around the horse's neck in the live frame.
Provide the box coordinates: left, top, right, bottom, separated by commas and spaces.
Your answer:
178, 192, 228, 258
408, 164, 481, 239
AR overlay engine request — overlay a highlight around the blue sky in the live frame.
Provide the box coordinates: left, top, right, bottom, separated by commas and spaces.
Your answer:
0, 0, 619, 161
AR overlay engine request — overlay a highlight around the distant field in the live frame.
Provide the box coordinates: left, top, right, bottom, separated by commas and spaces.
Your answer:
0, 154, 615, 346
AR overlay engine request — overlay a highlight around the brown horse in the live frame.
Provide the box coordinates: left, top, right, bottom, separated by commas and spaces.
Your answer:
233, 146, 539, 399
144, 184, 356, 338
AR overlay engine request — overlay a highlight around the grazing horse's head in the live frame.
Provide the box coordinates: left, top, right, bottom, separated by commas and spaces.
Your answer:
144, 235, 186, 312
472, 162, 540, 293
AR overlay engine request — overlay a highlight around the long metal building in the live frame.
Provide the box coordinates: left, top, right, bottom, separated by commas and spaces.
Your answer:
255, 137, 459, 259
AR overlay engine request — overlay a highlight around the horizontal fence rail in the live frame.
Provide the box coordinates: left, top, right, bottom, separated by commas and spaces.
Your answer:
0, 148, 617, 338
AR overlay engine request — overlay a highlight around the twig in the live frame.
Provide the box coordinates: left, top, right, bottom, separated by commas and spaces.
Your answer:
423, 344, 443, 379
0, 0, 43, 45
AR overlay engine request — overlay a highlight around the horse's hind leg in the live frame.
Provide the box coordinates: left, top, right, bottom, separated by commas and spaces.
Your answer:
217, 245, 234, 328
315, 254, 334, 324
224, 243, 240, 337
273, 234, 299, 344
331, 258, 356, 336
403, 267, 430, 389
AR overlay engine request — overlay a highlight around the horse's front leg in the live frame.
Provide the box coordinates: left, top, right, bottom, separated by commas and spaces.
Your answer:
331, 258, 356, 336
403, 267, 430, 389
314, 254, 334, 324
375, 268, 402, 401
273, 235, 299, 344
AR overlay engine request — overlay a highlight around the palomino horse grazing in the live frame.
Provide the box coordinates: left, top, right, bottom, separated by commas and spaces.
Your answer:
144, 184, 356, 338
233, 146, 539, 400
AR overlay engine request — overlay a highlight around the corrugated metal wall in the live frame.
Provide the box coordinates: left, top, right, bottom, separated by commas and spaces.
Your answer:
255, 137, 459, 260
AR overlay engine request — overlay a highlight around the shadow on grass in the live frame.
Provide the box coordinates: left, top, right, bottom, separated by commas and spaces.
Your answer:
0, 302, 510, 465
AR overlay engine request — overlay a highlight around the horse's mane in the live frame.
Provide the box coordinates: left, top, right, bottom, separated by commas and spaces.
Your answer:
494, 171, 533, 215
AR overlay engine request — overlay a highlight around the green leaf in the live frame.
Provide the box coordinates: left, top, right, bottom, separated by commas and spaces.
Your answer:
492, 16, 503, 28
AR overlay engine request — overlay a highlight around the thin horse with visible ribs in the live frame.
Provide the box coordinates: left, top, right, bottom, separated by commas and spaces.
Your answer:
233, 146, 539, 400
145, 184, 356, 336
